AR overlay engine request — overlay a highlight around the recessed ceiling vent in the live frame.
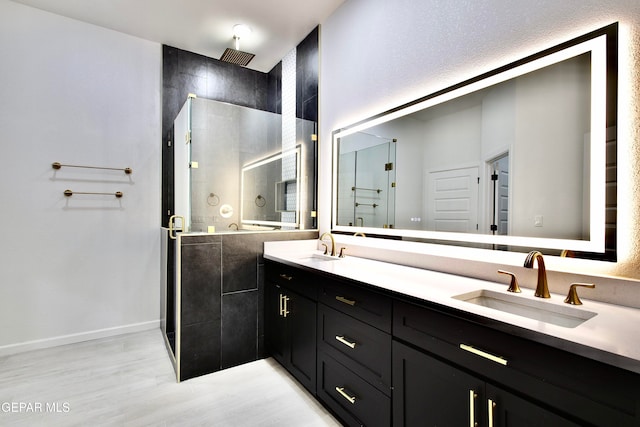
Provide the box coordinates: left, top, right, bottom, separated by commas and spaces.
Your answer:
220, 48, 255, 67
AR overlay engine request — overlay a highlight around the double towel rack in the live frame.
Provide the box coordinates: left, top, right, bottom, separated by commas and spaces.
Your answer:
53, 161, 129, 199
52, 162, 132, 174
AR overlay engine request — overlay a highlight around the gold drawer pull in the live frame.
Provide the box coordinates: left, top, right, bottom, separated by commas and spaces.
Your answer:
335, 386, 356, 404
279, 273, 293, 281
335, 335, 356, 349
335, 295, 356, 306
460, 344, 507, 366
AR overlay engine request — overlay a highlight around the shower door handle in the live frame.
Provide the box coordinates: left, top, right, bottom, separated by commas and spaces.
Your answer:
169, 215, 185, 240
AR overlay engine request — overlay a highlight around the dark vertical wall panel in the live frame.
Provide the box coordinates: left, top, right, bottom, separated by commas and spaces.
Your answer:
221, 291, 258, 369
222, 234, 261, 293
267, 61, 282, 115
296, 26, 319, 123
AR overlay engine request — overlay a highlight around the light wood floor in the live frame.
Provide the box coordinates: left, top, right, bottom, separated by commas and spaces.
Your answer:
0, 329, 341, 426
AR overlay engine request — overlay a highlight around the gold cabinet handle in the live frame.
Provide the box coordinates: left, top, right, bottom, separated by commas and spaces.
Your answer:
469, 390, 478, 427
279, 294, 290, 317
335, 387, 356, 404
460, 344, 507, 366
279, 273, 293, 281
488, 399, 497, 427
335, 335, 356, 349
335, 295, 356, 306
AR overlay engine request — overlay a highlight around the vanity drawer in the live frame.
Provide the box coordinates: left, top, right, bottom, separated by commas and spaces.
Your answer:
318, 304, 391, 394
317, 351, 390, 427
265, 260, 318, 301
318, 279, 392, 333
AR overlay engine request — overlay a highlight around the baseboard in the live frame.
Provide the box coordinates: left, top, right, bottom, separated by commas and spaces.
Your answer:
0, 320, 160, 357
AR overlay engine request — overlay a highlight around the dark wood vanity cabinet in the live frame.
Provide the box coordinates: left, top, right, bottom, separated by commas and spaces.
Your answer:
265, 259, 640, 427
264, 261, 318, 394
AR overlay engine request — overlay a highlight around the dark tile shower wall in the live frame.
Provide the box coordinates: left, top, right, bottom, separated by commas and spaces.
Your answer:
179, 230, 318, 381
162, 46, 272, 227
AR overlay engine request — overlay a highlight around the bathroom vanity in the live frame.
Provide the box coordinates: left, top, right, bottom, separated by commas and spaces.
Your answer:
264, 240, 640, 427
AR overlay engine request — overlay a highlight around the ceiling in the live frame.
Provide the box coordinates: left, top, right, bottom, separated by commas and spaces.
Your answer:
9, 0, 345, 73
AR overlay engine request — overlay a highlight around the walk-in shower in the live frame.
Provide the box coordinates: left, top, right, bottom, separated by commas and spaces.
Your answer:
161, 96, 317, 380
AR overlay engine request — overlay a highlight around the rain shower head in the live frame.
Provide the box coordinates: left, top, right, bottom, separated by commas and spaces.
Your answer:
220, 48, 255, 67
221, 25, 255, 67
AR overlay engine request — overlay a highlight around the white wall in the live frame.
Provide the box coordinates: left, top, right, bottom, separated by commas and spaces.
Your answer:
0, 1, 161, 352
320, 0, 640, 280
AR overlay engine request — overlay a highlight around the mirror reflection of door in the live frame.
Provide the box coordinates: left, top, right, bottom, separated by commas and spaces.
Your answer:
426, 167, 479, 233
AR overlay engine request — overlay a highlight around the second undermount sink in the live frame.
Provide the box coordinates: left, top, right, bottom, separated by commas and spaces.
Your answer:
298, 253, 342, 262
452, 289, 597, 328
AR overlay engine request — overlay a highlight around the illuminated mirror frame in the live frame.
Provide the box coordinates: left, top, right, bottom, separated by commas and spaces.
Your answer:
241, 146, 302, 228
331, 23, 617, 258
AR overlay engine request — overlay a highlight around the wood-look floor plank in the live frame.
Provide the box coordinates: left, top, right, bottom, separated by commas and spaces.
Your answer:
0, 329, 341, 426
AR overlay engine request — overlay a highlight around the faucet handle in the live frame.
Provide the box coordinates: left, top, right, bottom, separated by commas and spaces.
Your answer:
321, 243, 329, 255
564, 283, 595, 305
498, 270, 521, 293
338, 247, 347, 258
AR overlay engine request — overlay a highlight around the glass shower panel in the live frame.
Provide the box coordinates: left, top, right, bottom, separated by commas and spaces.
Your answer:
173, 99, 192, 231
187, 98, 282, 232
173, 97, 317, 233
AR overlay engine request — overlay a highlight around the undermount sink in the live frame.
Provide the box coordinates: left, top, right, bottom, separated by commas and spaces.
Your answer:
298, 253, 342, 262
452, 289, 597, 328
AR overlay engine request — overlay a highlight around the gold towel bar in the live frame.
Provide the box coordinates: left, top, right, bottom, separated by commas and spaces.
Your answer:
64, 190, 123, 198
351, 186, 382, 193
52, 162, 132, 174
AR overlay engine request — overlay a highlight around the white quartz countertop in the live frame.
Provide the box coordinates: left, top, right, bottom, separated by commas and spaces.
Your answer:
264, 240, 640, 374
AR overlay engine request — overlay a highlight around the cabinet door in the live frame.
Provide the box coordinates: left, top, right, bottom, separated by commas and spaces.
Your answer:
288, 289, 317, 392
486, 384, 581, 427
265, 281, 287, 365
393, 341, 484, 427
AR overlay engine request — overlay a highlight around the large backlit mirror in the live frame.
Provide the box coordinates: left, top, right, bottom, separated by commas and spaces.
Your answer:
332, 23, 617, 260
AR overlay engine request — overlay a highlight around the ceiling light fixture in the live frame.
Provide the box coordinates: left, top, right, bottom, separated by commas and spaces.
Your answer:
232, 24, 252, 50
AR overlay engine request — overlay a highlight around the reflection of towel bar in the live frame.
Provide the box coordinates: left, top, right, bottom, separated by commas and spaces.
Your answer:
64, 189, 123, 198
52, 162, 132, 174
355, 202, 378, 208
352, 186, 381, 193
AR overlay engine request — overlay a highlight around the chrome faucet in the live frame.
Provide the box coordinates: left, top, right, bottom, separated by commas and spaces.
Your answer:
319, 232, 336, 257
523, 251, 550, 298
228, 223, 239, 231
